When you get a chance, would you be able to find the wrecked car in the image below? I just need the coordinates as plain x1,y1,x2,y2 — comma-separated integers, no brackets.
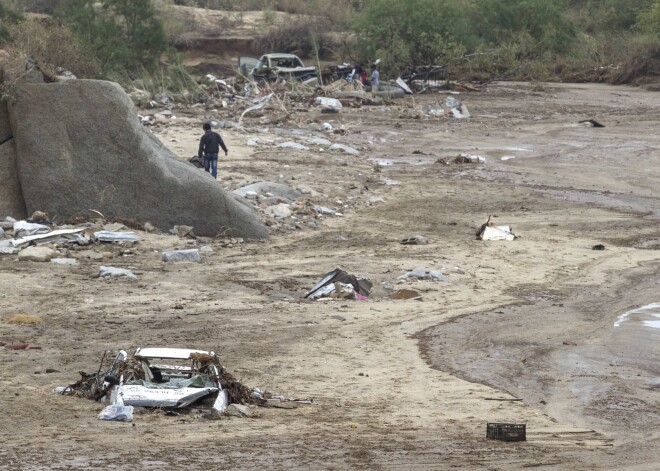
63,348,255,413
239,53,317,82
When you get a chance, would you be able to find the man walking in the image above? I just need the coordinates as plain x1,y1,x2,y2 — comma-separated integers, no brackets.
370,64,380,92
198,122,228,179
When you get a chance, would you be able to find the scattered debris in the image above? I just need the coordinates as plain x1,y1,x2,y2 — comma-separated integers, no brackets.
13,220,50,238
94,231,139,244
11,228,90,248
394,77,413,94
578,119,605,128
400,235,428,245
486,423,526,442
99,266,137,279
305,267,373,300
315,97,343,111
162,249,202,263
479,226,517,241
476,216,518,241
455,154,486,164
397,268,447,283
59,348,263,418
98,404,134,422
51,258,78,266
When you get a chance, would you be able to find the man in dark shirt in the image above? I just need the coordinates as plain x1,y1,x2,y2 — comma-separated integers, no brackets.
198,122,228,179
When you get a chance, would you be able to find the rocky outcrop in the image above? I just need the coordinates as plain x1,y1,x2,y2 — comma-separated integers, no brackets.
0,138,27,219
2,76,266,238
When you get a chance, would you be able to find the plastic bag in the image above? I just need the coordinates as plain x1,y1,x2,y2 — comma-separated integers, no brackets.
98,404,134,422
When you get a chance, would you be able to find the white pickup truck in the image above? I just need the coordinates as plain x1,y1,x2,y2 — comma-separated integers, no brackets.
239,53,317,82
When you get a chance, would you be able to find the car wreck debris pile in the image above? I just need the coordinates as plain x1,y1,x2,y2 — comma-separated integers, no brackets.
61,348,260,416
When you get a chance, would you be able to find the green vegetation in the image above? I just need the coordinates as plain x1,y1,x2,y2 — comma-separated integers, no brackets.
1,0,660,87
56,0,167,77
0,0,23,43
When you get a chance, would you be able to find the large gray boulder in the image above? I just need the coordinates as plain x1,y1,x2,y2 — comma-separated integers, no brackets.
6,80,267,238
0,99,12,143
0,138,27,219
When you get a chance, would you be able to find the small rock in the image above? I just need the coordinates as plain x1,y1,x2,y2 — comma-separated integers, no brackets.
30,210,48,220
99,266,137,279
267,204,292,219
170,225,195,238
51,258,78,266
162,249,201,263
77,250,104,261
199,245,214,254
329,143,359,155
18,246,57,262
400,235,428,245
225,404,252,417
144,222,157,233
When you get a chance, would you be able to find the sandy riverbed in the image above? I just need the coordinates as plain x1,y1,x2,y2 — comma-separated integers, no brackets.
0,82,658,470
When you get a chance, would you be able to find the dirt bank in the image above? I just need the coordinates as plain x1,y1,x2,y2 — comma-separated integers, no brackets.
0,82,658,470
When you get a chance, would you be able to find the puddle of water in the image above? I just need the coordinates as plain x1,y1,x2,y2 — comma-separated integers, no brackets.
613,303,660,328
643,314,660,329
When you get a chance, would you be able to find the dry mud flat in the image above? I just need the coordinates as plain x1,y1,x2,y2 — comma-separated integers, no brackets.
0,82,659,470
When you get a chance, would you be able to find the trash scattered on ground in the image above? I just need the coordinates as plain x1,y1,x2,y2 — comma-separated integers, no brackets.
99,266,138,279
476,216,518,241
455,154,486,164
314,205,338,216
390,289,423,300
397,268,447,283
18,246,58,262
11,228,90,248
51,258,78,266
395,77,413,94
98,404,134,422
13,220,50,237
486,422,527,442
162,249,202,263
480,225,517,241
315,97,343,111
400,235,428,245
578,119,605,128
305,267,373,300
94,231,139,243
592,244,606,250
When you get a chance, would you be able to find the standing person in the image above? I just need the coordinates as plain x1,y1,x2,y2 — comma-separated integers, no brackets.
370,64,380,92
198,122,227,179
